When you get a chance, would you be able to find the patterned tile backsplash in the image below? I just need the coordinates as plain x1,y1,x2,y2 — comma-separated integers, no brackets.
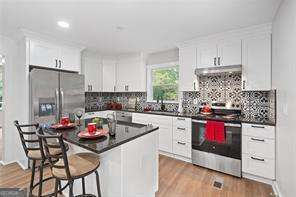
85,72,276,122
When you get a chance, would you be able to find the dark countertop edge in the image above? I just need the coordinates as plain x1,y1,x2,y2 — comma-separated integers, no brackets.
85,109,276,126
63,126,159,154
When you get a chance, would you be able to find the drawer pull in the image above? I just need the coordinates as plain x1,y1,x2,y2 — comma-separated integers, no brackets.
177,127,186,131
177,142,186,145
177,118,185,121
251,125,265,129
251,138,265,142
251,156,265,162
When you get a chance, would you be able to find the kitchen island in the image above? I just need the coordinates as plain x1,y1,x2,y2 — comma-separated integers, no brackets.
51,119,159,197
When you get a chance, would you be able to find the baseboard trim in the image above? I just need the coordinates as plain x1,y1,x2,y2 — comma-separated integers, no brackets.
0,159,27,170
242,172,274,185
272,181,283,197
159,151,192,163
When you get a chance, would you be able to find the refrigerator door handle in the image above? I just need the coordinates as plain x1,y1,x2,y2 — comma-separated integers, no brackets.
55,89,60,122
61,89,64,115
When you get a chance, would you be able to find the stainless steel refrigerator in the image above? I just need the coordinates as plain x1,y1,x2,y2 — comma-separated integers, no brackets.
30,67,85,125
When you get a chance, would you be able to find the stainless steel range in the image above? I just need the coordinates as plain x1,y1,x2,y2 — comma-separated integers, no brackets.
191,102,242,177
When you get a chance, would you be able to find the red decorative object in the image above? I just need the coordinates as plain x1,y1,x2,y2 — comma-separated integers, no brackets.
78,129,109,139
87,123,96,133
60,117,70,125
50,123,76,130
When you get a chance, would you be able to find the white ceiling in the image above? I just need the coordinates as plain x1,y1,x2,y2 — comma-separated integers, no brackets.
0,0,282,56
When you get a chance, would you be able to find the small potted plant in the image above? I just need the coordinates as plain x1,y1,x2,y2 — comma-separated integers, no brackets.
92,117,103,129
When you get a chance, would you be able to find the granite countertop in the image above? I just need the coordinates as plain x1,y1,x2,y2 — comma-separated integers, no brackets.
48,119,159,154
88,108,276,126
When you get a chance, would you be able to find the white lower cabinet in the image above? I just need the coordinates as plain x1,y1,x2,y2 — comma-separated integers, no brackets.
132,113,192,161
242,123,275,180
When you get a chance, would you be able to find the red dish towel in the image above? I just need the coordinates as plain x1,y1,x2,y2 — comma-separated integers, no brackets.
205,121,216,141
214,121,225,143
205,121,225,143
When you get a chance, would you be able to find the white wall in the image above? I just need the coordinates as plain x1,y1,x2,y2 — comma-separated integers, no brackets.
0,35,28,167
272,0,296,196
146,48,179,65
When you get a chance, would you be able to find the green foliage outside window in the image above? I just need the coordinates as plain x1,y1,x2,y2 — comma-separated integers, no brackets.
151,65,179,101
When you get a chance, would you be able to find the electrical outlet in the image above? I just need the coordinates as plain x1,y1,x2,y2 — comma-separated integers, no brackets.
193,98,198,105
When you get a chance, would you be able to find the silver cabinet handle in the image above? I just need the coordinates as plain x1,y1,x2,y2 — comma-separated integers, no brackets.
251,137,265,142
55,59,58,67
177,127,186,131
177,118,185,121
193,82,196,91
214,57,217,66
58,60,62,68
177,142,186,145
218,57,221,65
126,85,129,91
243,80,246,90
251,125,265,129
114,86,116,92
251,156,265,162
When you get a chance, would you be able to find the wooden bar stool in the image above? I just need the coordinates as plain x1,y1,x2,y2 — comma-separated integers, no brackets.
14,120,68,197
36,127,102,197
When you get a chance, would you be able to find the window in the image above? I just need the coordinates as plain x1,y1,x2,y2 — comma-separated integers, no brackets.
147,62,179,102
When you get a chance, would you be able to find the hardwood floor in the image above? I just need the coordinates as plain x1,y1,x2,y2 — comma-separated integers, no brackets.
0,155,274,197
156,155,275,197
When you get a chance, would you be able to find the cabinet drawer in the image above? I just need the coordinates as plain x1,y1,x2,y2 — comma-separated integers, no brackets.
242,123,275,139
173,117,191,129
242,136,275,159
242,153,275,180
173,140,191,158
173,127,191,142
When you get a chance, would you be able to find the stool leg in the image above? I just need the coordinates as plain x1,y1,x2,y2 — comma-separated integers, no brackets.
58,180,62,194
37,160,44,197
81,177,86,195
95,171,101,197
54,178,59,197
69,180,74,197
29,160,36,196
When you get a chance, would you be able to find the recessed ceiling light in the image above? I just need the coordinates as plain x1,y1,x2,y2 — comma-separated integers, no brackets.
116,26,125,31
57,21,70,28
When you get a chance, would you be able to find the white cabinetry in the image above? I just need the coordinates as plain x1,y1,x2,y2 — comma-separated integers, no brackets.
82,54,102,92
242,33,271,91
132,113,173,153
102,59,117,92
116,54,146,92
197,40,241,68
29,39,81,72
172,117,191,159
179,46,198,91
242,123,275,180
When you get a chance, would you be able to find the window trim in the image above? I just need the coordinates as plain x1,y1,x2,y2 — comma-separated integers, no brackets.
146,62,179,103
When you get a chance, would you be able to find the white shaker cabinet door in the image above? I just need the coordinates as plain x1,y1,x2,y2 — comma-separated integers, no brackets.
102,59,116,92
179,46,198,91
198,44,217,68
242,34,271,91
60,46,81,72
29,40,59,68
217,39,242,66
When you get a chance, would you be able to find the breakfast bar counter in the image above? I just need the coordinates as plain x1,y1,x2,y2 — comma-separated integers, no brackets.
50,119,159,197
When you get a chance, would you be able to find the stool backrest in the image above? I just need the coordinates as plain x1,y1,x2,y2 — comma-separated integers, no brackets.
36,127,72,179
14,120,40,158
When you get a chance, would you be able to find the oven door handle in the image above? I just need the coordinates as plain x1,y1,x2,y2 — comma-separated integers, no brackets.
192,119,241,127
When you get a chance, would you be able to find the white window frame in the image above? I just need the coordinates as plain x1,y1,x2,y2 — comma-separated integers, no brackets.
146,62,179,103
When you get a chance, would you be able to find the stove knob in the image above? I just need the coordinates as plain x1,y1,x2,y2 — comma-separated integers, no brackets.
232,104,235,108
212,146,216,149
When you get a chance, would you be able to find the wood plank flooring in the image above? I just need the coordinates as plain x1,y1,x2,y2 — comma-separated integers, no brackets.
0,155,275,197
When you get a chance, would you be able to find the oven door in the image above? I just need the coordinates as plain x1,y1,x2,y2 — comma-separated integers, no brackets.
192,119,241,160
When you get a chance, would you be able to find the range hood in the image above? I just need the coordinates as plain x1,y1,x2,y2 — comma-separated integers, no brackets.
195,65,242,76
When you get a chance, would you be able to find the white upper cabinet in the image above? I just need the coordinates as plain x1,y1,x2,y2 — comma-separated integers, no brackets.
82,54,102,92
217,39,242,66
29,39,82,72
179,46,198,91
116,54,146,92
102,59,117,92
29,40,60,68
59,46,81,72
198,44,217,68
242,33,271,91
